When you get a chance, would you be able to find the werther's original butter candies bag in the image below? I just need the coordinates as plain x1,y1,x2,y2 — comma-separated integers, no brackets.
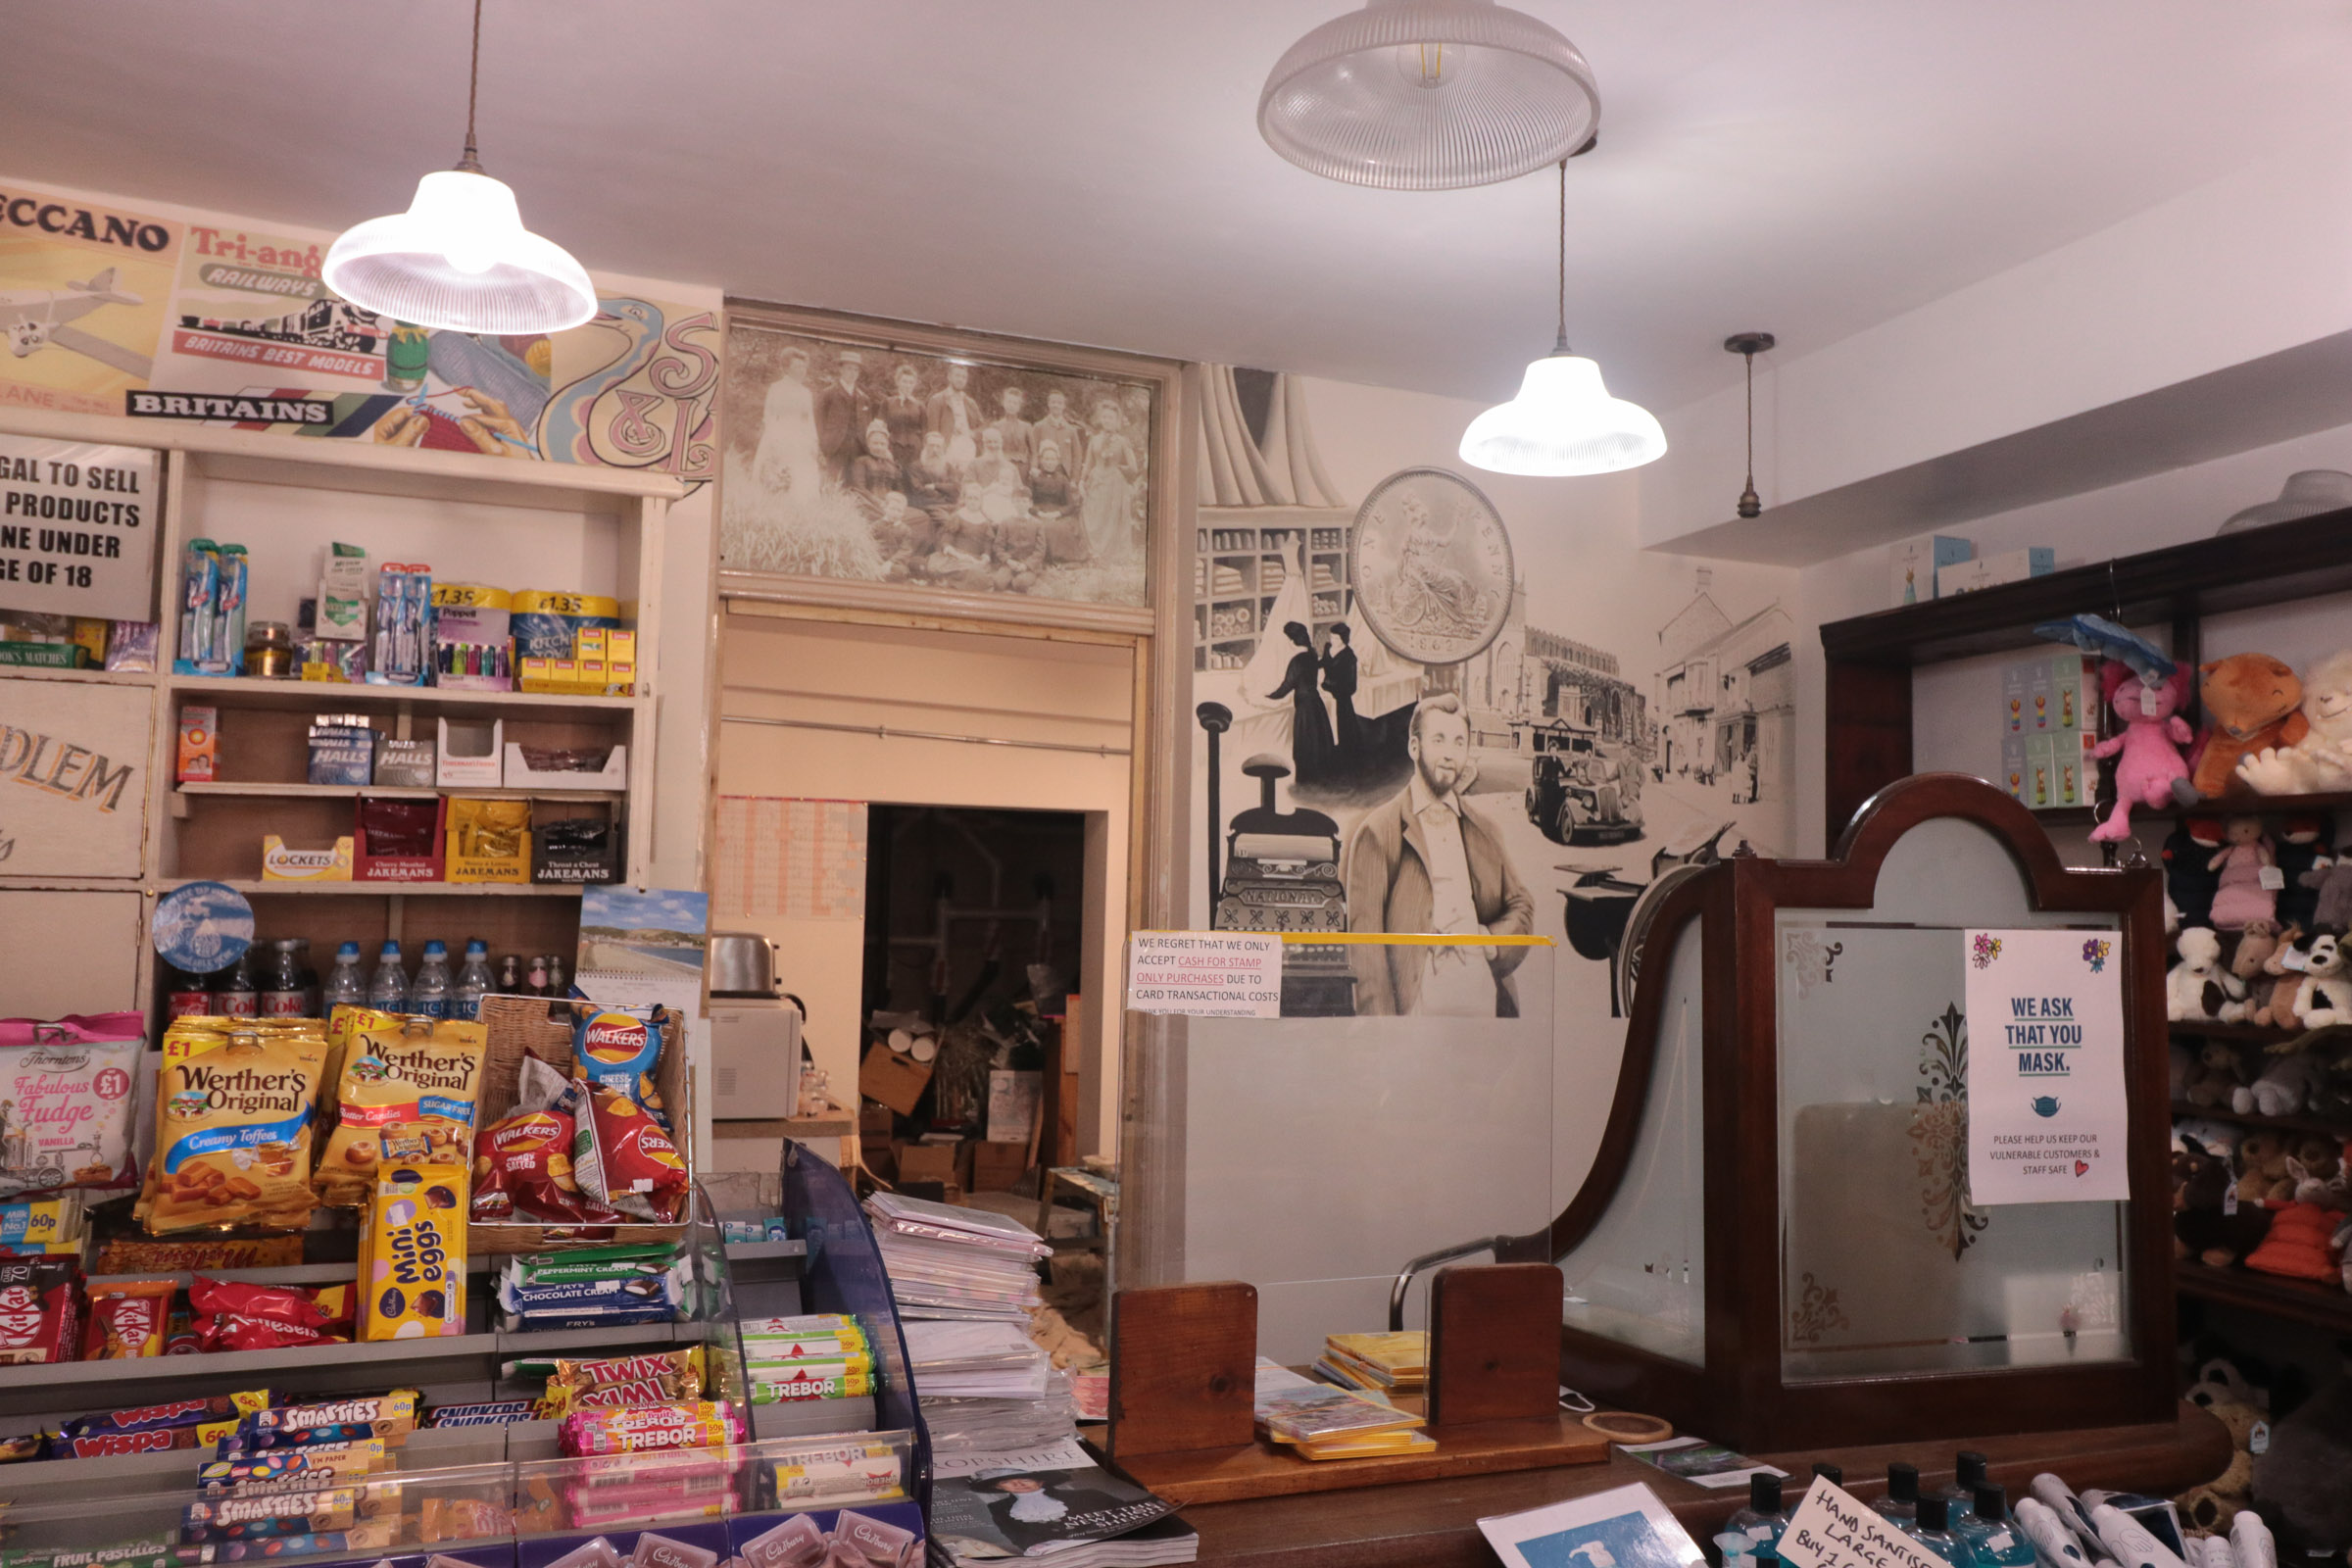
149,1025,327,1235
317,1016,486,1205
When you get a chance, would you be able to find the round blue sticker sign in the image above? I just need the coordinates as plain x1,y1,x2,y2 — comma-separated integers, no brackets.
152,880,255,975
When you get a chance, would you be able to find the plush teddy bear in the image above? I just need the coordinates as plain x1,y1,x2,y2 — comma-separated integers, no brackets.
2302,853,2352,935
2090,663,2195,842
2289,1135,2352,1208
2179,1357,2271,1537
2278,817,2331,930
2186,1039,2248,1106
2236,650,2352,794
2237,1049,2326,1118
2186,653,2306,801
2256,926,2313,1028
2211,816,2280,930
2173,928,2251,1025
2250,1344,2352,1560
2293,931,2352,1028
2231,921,2286,1022
2236,1130,2296,1203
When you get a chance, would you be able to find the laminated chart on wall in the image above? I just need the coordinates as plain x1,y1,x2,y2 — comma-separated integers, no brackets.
715,796,868,920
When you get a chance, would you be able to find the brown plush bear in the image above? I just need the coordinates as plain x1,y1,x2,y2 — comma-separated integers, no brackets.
2178,1358,2268,1537
2185,1039,2247,1108
2188,654,2307,800
2237,1131,2295,1203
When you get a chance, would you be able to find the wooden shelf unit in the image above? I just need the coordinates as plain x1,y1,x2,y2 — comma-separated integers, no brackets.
1817,505,2352,842
0,403,684,1020
1817,508,2352,1338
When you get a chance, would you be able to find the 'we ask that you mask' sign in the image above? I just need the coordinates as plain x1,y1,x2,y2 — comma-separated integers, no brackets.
1962,927,2130,1205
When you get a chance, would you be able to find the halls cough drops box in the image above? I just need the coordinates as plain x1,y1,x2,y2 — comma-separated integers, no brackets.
149,1024,328,1235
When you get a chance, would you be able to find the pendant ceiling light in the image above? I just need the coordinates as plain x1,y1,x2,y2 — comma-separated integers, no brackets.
1725,332,1775,518
1259,0,1600,189
323,0,594,335
1459,161,1665,477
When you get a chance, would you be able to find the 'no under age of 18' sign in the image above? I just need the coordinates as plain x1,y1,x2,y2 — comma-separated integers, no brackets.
1963,926,2131,1205
0,434,159,621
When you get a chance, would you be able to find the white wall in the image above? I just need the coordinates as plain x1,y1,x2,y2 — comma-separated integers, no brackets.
713,611,1135,1155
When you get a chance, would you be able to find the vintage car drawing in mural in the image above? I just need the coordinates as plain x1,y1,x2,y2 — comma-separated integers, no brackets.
1519,713,1643,846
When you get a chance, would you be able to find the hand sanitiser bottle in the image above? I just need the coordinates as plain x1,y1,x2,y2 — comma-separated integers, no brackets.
1727,1473,1790,1553
1877,1462,1922,1525
1959,1485,2037,1568
1940,1451,1991,1511
1907,1495,1969,1567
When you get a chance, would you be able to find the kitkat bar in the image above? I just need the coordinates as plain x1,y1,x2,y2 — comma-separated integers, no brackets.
0,1256,80,1365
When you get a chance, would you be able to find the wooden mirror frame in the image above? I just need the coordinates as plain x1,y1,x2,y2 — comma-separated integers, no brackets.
1525,773,2174,1450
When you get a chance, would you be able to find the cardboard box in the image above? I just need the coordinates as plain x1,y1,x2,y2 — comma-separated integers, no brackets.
503,742,626,792
2055,745,2082,808
858,1100,896,1137
372,737,436,788
531,816,621,884
1999,736,2028,803
445,798,529,884
2024,736,2055,810
1978,546,2056,588
2049,653,2094,735
434,716,503,787
175,705,218,783
1890,535,1973,606
262,834,353,882
971,1140,1031,1193
895,1142,958,1185
353,795,447,882
859,1042,934,1117
307,715,375,786
1937,558,1990,597
2002,664,2029,736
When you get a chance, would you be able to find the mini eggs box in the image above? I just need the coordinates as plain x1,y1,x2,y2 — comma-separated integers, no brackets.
359,1160,467,1340
471,997,693,1256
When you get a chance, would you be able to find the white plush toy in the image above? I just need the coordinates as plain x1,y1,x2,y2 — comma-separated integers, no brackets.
2237,650,2352,793
2168,927,2248,1022
2292,930,2352,1028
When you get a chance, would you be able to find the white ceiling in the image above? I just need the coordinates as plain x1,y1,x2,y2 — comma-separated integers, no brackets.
8,2,2352,410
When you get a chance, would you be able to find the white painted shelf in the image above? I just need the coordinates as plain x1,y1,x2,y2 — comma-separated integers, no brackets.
176,781,624,802
163,672,645,711
208,879,586,898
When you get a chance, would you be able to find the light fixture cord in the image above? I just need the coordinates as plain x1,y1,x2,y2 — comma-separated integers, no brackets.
458,0,485,172
1553,158,1570,355
1744,350,1755,488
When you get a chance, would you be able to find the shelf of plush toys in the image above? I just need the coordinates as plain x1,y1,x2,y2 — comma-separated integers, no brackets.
2175,1258,2352,1333
2042,789,2352,829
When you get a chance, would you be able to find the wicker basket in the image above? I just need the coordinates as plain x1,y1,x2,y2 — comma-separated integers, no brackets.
469,995,694,1255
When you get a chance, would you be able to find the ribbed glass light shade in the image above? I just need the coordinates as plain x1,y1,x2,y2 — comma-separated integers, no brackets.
1459,352,1666,476
1259,0,1600,190
324,170,596,335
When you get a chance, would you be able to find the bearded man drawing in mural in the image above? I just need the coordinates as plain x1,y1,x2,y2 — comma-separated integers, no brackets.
1344,693,1534,1017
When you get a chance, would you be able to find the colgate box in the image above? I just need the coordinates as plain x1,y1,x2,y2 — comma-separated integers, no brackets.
354,795,448,883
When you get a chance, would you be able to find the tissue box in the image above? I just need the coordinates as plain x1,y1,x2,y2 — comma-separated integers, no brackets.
435,716,502,787
503,742,626,792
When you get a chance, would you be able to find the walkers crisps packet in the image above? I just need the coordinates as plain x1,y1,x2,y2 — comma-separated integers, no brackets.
147,1024,327,1234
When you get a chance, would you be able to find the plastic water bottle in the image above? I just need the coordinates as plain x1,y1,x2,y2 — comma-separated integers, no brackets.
411,940,452,1019
367,940,410,1010
323,942,367,1012
454,939,493,1021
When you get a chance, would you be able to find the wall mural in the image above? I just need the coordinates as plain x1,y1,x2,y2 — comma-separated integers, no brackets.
0,176,718,482
1190,366,1795,1026
718,314,1154,607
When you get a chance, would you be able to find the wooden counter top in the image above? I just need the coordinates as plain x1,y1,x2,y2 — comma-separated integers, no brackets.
1182,1401,2230,1568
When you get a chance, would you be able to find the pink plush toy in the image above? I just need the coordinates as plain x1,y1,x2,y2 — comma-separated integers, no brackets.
2088,662,2193,843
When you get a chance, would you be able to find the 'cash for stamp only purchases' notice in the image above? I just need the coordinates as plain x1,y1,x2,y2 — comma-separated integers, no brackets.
1126,932,1283,1018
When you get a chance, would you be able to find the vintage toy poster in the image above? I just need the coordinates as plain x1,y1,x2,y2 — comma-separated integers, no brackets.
0,179,182,416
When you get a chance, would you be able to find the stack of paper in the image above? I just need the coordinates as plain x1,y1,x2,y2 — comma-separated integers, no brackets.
1255,1358,1431,1462
863,1192,1049,1323
903,1319,1053,1399
1315,1330,1426,1396
921,1368,1082,1468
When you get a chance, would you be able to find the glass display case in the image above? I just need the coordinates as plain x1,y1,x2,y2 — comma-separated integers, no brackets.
1527,775,2173,1449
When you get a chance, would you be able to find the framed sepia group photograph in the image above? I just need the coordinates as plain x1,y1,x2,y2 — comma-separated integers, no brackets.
719,300,1177,614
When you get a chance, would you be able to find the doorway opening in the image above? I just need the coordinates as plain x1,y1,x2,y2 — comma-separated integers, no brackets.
858,805,1088,1192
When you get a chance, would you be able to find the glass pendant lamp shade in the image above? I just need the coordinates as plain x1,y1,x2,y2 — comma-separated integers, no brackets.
1259,0,1601,189
1459,351,1667,476
324,169,595,335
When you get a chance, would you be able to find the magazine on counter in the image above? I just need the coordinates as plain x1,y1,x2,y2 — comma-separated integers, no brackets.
1616,1435,1787,1490
929,1439,1181,1560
